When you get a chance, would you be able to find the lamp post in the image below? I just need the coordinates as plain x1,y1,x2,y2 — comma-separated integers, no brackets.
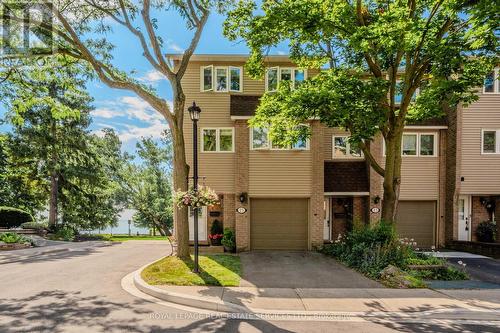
188,101,201,273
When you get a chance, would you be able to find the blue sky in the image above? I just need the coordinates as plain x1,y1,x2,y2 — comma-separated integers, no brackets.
1,6,286,154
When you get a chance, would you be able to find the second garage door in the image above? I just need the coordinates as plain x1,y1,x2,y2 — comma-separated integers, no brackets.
395,201,436,248
251,198,308,250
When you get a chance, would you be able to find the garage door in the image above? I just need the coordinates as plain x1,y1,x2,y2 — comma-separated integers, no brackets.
396,201,435,248
251,198,308,250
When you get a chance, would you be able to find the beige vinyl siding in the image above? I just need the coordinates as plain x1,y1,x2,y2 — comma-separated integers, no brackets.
181,61,318,194
249,150,312,196
323,126,352,160
460,93,500,194
182,62,239,193
380,130,440,200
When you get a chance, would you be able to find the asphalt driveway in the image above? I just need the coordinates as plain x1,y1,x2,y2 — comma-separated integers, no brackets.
239,251,383,288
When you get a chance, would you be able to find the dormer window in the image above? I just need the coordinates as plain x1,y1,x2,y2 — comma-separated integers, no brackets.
201,66,243,93
265,67,307,92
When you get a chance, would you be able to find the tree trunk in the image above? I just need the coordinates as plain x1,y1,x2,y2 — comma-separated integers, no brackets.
381,131,403,223
48,171,58,225
171,93,190,259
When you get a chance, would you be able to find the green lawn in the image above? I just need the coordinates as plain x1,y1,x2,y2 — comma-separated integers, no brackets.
141,255,241,286
100,234,170,241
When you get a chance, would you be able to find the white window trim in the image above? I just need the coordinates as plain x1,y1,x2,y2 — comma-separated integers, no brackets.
483,68,500,94
250,126,310,151
382,132,438,157
229,66,243,93
265,67,308,92
214,66,228,93
200,65,214,92
201,127,234,153
265,67,279,92
332,135,364,159
394,80,420,105
481,129,500,154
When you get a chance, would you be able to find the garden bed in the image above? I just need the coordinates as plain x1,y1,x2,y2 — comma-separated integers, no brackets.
141,254,241,286
320,223,468,288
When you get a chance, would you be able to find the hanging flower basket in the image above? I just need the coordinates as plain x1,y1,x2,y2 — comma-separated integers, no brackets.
173,186,219,208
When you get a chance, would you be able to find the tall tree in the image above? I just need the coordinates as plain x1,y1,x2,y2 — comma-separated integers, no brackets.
1,0,232,258
1,57,121,229
225,0,498,221
124,132,173,236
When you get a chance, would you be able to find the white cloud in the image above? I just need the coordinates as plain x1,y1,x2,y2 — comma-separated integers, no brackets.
167,41,183,53
91,96,172,143
139,70,165,84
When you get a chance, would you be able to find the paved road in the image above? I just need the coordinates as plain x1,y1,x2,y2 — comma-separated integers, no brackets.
0,241,498,333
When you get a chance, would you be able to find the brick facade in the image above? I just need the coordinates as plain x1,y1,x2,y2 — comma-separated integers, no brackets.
445,104,461,243
234,120,250,251
222,194,236,231
310,120,324,249
471,196,490,242
438,129,447,246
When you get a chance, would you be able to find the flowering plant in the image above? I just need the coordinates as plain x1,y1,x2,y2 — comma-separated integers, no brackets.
208,234,223,240
173,186,219,208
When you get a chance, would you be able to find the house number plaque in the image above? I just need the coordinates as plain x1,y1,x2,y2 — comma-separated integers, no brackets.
370,207,381,213
236,207,247,214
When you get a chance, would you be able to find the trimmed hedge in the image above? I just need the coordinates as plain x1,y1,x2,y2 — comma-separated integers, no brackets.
0,206,34,229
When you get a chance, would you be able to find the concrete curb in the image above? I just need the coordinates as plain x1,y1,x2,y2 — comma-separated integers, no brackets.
132,261,500,318
133,260,249,313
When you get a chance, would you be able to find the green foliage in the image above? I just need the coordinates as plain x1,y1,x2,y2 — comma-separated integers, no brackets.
20,221,49,231
221,228,236,251
0,232,32,245
409,267,468,281
476,221,497,243
49,224,77,242
405,256,444,266
122,132,173,236
0,206,34,229
210,220,223,235
320,222,415,278
0,58,123,231
225,0,498,219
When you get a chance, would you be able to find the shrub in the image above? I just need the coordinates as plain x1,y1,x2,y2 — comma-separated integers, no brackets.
0,232,32,245
476,221,496,243
210,219,223,235
74,233,112,242
0,207,34,229
320,222,415,278
221,228,235,251
21,221,49,231
50,225,76,241
409,267,468,281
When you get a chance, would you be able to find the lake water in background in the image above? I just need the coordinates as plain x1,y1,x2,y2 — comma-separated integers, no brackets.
91,209,150,235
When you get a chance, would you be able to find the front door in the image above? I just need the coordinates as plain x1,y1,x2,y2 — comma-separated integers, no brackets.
458,196,471,241
324,198,331,241
189,207,207,241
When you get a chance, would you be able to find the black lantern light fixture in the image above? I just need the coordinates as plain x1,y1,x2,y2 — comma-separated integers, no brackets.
188,102,201,273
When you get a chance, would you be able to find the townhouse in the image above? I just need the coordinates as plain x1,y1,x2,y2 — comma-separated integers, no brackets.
171,54,500,251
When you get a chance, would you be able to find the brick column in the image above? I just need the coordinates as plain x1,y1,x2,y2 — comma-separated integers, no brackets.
234,120,250,251
369,134,383,223
222,194,236,232
310,121,324,249
438,130,447,247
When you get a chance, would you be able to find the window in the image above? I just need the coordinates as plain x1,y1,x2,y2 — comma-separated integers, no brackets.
266,67,307,91
202,65,213,91
215,67,227,92
229,67,242,92
420,134,435,156
202,128,234,152
251,126,309,150
395,80,419,104
332,136,362,158
483,68,499,94
201,66,242,93
482,129,500,154
251,127,270,149
266,67,279,92
402,134,417,156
